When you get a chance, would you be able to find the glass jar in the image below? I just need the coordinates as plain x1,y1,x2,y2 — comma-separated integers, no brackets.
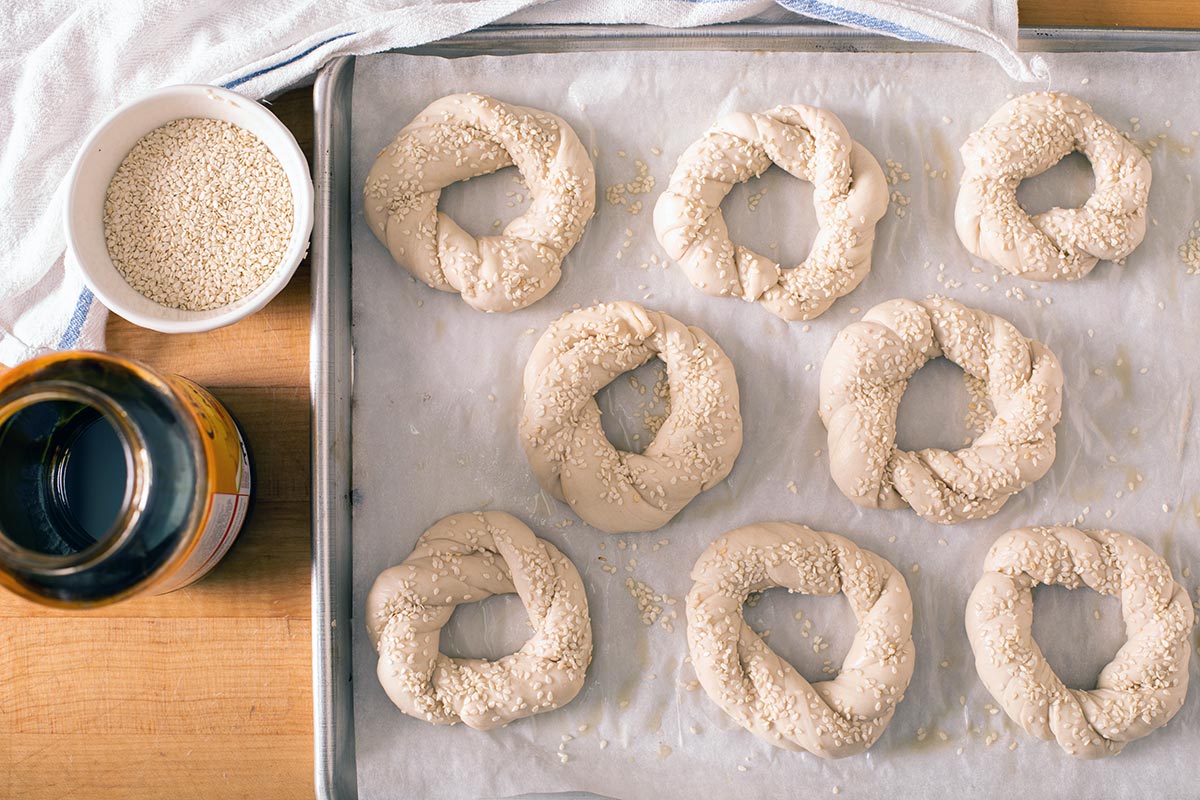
0,351,252,607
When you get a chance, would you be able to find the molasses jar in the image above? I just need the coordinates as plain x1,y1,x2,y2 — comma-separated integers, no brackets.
0,351,252,607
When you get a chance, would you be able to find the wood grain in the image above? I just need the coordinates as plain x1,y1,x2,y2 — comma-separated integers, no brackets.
105,266,312,389
2,618,310,735
1020,1,1200,28
1,735,313,800
2,4,1197,798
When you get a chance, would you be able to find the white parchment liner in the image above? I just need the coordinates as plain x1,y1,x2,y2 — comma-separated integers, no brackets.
348,48,1200,799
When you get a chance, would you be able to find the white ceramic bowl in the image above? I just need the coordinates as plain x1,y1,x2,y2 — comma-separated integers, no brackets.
63,84,314,334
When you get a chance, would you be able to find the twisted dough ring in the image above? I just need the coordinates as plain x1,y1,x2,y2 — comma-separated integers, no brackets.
966,526,1193,758
520,301,742,534
365,511,592,729
653,104,888,321
956,91,1151,281
819,297,1063,524
686,523,915,758
364,93,595,312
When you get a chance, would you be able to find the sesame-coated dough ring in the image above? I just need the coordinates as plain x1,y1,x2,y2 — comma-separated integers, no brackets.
956,91,1151,281
365,511,592,729
653,104,888,322
686,523,915,758
363,93,596,312
819,296,1063,525
520,301,743,534
966,526,1193,758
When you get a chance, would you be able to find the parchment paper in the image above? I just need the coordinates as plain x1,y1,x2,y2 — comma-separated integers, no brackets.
348,48,1200,799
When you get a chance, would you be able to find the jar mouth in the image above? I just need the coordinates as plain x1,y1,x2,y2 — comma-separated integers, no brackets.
0,383,151,574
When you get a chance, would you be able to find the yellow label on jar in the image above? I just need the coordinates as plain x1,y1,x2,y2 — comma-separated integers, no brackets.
170,377,249,495
154,377,252,593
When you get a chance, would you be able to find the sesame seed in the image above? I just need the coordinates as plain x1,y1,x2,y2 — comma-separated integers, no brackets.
966,525,1192,758
104,118,293,310
651,104,887,321
520,301,741,532
686,522,914,757
819,296,1061,524
364,93,595,312
365,511,591,730
956,92,1150,281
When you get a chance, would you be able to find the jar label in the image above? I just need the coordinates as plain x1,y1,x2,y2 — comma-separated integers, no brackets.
155,379,253,593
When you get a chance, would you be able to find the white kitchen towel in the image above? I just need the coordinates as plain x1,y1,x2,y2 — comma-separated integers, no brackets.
0,0,1039,366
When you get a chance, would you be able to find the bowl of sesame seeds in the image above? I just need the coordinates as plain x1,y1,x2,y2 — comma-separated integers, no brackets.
63,84,313,333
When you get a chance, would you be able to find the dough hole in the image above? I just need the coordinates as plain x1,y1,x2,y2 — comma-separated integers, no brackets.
1031,583,1124,690
440,592,530,661
1014,151,1094,218
723,167,818,269
595,359,670,456
743,588,855,684
437,166,530,239
893,358,980,452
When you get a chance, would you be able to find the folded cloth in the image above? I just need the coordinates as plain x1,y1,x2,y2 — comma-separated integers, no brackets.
0,0,1039,366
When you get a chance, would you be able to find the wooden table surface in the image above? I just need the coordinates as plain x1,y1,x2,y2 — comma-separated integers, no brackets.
1,3,1196,798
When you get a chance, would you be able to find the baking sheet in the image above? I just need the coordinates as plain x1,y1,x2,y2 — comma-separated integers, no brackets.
348,48,1200,799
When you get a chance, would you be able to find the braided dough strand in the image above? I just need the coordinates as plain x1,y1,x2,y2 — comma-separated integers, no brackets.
956,91,1151,281
686,523,915,758
366,511,592,729
966,526,1193,758
521,301,743,533
364,93,595,311
654,105,888,321
819,296,1063,524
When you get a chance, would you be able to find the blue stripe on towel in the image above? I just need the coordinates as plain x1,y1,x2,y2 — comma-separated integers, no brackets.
57,286,94,350
223,30,357,89
777,0,935,42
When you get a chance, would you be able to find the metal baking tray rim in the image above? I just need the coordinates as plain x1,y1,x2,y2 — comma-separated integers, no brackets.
310,22,1200,800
